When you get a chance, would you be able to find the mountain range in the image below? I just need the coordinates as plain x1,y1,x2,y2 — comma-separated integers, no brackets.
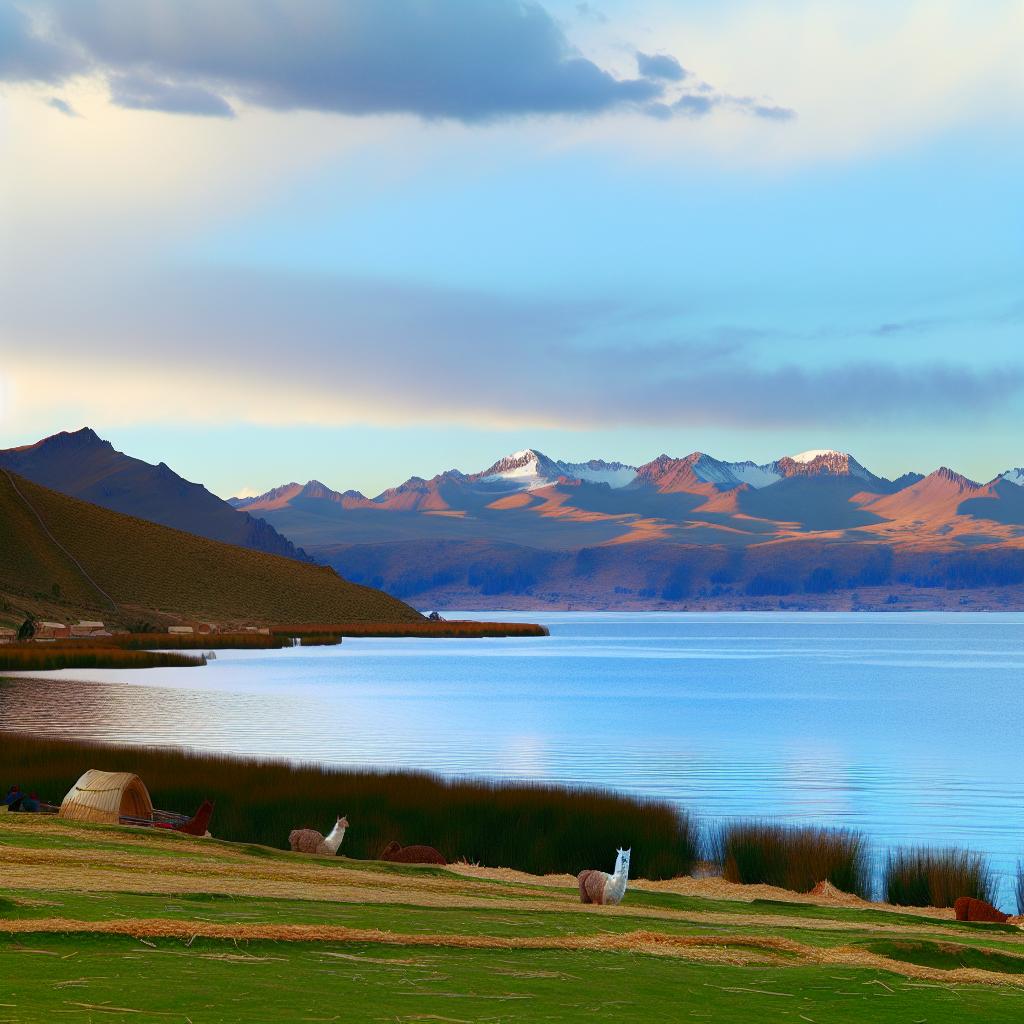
7,430,1024,611
228,446,1024,610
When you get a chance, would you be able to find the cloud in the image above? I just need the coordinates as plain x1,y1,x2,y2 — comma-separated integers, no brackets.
575,3,607,24
44,95,79,116
3,265,1015,433
0,1,793,126
109,72,235,117
636,51,687,81
0,2,81,83
1,0,668,122
673,90,795,121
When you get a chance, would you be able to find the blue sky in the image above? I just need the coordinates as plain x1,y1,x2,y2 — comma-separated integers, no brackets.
1,1,1022,497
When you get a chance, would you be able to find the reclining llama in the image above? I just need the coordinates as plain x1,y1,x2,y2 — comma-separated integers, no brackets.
380,840,446,865
578,847,630,905
289,815,349,856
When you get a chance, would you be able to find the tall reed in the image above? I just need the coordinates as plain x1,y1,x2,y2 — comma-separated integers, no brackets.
0,648,204,671
1015,860,1023,916
884,847,995,908
713,821,872,899
0,733,695,880
117,633,293,650
270,622,549,638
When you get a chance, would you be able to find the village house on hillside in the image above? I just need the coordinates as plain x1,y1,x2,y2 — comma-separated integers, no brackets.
35,621,70,639
0,627,15,645
70,620,108,637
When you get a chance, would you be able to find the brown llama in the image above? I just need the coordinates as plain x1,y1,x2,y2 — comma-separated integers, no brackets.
954,896,1010,923
173,799,215,837
379,840,446,865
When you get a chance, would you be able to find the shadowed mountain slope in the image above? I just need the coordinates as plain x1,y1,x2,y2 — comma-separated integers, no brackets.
0,429,310,562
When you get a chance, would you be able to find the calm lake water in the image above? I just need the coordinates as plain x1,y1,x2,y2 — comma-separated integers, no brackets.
3,612,1022,901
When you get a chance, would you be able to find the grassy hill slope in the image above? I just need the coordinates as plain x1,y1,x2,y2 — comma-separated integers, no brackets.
1,815,1022,1022
0,470,419,626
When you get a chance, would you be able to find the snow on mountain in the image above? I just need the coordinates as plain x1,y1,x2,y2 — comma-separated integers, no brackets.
477,449,564,488
689,454,781,490
777,450,875,481
1000,468,1024,486
558,459,637,488
477,449,637,490
728,461,784,488
790,449,843,464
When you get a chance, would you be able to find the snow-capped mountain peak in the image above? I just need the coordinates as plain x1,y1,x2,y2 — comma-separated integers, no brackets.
1000,468,1024,487
478,449,563,487
476,449,637,489
777,450,874,481
790,448,843,463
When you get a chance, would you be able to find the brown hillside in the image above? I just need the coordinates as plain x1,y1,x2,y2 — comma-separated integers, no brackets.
0,471,420,626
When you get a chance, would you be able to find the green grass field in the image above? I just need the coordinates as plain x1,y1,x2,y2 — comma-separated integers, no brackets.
1,815,1022,1022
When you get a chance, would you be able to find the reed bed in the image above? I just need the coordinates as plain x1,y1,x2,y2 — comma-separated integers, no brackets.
114,633,293,651
712,821,872,899
0,734,694,880
883,846,995,908
271,621,549,638
1016,861,1024,916
0,647,205,671
296,635,342,646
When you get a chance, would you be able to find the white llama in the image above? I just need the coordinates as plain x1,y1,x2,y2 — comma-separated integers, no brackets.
578,847,631,905
289,815,349,856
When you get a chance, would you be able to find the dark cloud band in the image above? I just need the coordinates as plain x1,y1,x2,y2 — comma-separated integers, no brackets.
1,0,791,124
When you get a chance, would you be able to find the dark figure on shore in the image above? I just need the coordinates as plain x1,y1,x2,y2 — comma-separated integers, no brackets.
380,841,447,865
3,786,23,811
20,793,40,813
954,896,1010,923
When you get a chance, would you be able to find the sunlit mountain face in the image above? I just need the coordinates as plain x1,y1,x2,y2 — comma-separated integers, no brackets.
224,444,1024,610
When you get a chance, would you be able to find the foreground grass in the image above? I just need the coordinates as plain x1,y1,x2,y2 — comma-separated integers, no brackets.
1,816,1023,1022
4,934,1023,1024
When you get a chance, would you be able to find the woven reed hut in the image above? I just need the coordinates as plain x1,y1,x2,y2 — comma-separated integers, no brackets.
59,770,153,824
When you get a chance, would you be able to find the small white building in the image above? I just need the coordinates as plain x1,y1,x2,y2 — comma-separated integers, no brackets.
35,621,70,639
168,625,194,635
70,620,106,637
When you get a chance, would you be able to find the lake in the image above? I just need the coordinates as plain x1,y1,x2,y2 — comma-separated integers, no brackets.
3,612,1022,902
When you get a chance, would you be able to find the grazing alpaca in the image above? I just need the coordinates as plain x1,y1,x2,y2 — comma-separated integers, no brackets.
578,847,631,905
954,896,1010,923
380,840,447,865
173,799,215,837
289,815,349,856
